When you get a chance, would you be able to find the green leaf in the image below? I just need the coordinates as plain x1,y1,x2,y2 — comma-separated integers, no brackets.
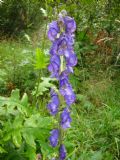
32,77,57,96
12,131,22,148
0,89,29,116
0,146,7,153
23,130,36,149
11,89,20,101
34,48,49,70
24,113,53,129
40,141,53,157
25,145,36,160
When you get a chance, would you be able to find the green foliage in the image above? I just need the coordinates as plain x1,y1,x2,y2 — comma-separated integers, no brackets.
0,0,45,35
33,48,49,70
0,41,36,95
32,77,57,97
0,89,54,159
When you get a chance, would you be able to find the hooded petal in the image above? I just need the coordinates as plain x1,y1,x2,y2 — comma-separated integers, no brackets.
59,144,67,160
60,108,72,129
49,129,59,147
64,16,76,33
48,21,60,41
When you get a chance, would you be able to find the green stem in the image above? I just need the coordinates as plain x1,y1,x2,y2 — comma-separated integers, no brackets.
58,56,64,159
60,56,64,73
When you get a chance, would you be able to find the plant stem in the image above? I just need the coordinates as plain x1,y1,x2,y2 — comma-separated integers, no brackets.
58,56,64,159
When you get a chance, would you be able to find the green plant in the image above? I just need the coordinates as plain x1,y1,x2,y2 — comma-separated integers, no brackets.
0,89,55,160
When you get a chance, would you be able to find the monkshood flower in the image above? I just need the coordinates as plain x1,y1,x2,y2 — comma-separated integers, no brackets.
49,129,59,147
47,89,59,116
64,16,76,33
59,70,69,86
62,85,76,106
59,73,76,106
60,107,72,129
48,21,60,42
47,10,77,159
49,33,74,56
65,52,77,67
59,144,67,160
48,55,60,78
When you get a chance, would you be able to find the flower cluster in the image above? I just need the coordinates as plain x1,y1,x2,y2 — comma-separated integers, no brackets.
47,10,77,160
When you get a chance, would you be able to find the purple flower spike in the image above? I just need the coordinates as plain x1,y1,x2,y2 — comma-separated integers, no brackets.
60,108,72,129
59,144,67,160
49,129,59,147
47,10,77,158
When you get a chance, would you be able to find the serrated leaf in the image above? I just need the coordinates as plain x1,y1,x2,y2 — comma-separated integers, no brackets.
13,115,23,128
32,77,57,96
34,48,49,70
0,89,29,116
2,121,12,142
11,116,23,147
24,113,53,129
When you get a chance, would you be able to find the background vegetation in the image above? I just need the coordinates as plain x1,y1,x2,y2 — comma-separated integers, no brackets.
0,0,120,159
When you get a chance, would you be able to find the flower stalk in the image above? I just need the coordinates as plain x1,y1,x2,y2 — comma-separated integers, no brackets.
47,10,77,160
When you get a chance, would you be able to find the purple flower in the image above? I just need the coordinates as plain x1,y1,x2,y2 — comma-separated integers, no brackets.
59,71,76,105
48,21,60,42
64,16,76,33
47,90,59,115
66,65,73,73
65,33,75,46
49,40,58,55
58,37,68,56
50,88,57,96
48,55,60,78
66,53,77,67
60,83,76,106
49,129,59,147
60,108,72,129
57,34,74,56
59,71,69,87
59,144,67,160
